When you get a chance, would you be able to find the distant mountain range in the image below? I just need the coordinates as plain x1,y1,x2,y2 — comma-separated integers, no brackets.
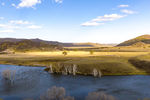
1,34,150,52
0,38,60,45
117,34,150,46
62,43,117,47
0,38,116,48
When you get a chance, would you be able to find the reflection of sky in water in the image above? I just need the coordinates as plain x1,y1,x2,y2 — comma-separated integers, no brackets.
0,64,150,100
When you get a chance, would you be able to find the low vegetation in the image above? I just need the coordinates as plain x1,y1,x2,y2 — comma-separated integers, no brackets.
62,51,68,56
90,50,94,55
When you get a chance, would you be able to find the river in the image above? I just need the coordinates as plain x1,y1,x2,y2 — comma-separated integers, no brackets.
0,64,150,100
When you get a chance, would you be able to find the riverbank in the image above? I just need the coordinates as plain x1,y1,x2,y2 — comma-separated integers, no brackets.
0,51,150,76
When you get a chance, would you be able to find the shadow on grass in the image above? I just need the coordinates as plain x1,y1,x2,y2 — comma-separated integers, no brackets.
129,58,150,73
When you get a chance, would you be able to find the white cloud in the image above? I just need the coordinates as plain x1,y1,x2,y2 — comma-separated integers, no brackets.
14,0,62,8
81,14,125,27
118,5,129,8
0,19,42,33
81,22,104,27
55,0,63,3
0,24,6,28
0,24,8,28
121,9,137,14
0,24,19,29
10,20,31,25
0,17,4,20
92,14,125,22
27,25,42,29
11,3,16,7
1,2,5,6
17,0,41,8
0,30,14,33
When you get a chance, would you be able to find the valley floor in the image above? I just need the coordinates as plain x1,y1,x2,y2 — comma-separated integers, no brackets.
0,51,150,76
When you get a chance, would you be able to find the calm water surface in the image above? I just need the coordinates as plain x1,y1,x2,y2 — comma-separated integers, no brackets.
0,64,150,100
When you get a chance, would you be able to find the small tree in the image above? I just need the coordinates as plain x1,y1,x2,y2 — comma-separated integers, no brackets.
62,51,68,56
90,50,94,55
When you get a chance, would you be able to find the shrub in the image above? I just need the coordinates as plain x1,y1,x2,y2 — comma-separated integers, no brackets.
62,51,68,56
90,50,94,55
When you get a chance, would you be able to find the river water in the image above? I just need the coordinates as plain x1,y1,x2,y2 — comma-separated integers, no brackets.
0,64,150,100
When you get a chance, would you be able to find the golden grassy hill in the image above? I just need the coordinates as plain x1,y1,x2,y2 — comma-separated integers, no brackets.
117,34,150,46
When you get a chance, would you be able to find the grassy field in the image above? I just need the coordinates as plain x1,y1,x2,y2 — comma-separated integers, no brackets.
64,46,150,52
0,50,150,76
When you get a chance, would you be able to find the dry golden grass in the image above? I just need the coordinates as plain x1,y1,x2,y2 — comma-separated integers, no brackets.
19,51,149,57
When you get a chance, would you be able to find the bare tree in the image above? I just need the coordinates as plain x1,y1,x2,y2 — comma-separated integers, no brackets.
92,68,102,77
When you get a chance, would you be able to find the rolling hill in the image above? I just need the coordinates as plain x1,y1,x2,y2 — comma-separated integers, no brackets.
0,38,114,51
117,34,150,46
61,42,105,47
0,39,63,52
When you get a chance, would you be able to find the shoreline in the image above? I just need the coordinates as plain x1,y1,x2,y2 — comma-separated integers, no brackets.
0,51,150,77
0,63,149,76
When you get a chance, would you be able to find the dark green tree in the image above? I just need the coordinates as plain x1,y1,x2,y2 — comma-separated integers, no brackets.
62,51,68,56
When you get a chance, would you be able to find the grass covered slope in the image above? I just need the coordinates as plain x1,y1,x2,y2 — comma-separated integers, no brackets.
0,51,149,76
0,40,63,52
117,34,150,46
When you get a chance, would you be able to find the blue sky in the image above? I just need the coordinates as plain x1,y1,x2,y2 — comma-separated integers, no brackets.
0,0,150,43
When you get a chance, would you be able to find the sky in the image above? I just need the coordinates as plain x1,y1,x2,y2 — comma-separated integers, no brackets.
0,0,150,43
